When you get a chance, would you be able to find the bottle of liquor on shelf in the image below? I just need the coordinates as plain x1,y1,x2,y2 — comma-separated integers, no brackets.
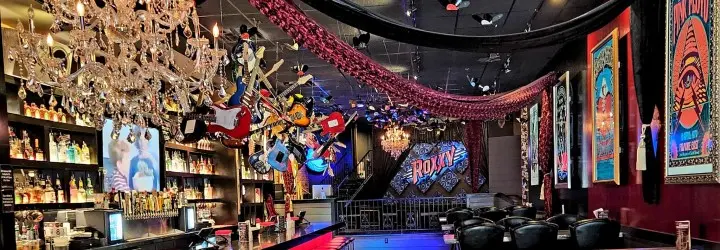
44,175,56,203
49,133,58,162
22,131,35,161
14,182,22,204
21,177,31,204
57,135,68,163
10,127,23,160
41,104,50,120
198,157,206,174
33,175,43,203
86,175,94,202
56,174,65,203
81,142,90,164
23,101,32,117
74,142,82,164
66,141,77,164
60,109,67,123
69,175,77,203
77,177,86,203
31,103,39,119
34,139,44,161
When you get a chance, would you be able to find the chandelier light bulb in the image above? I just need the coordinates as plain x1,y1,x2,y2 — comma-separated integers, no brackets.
76,2,85,17
46,34,54,47
212,23,220,38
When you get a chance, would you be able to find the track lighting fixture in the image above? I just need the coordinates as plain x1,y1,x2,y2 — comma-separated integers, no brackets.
472,13,503,26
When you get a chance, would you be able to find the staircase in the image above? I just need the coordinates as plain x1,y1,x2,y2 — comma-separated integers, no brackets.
334,150,373,200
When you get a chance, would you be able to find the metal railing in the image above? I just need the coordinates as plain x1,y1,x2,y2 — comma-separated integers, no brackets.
335,197,467,234
334,150,373,197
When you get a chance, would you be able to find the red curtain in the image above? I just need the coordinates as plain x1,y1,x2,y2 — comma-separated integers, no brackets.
539,88,553,216
464,121,487,192
248,0,557,120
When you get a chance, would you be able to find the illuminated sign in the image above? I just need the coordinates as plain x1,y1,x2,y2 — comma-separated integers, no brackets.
402,141,468,186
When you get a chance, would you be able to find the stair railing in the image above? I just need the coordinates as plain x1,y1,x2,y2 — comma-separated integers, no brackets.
335,150,373,198
343,151,374,207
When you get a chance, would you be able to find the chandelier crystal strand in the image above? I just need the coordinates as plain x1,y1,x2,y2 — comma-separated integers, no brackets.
9,0,227,132
381,124,411,159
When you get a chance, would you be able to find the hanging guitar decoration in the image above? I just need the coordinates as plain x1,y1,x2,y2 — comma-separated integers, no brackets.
304,112,358,175
266,138,290,172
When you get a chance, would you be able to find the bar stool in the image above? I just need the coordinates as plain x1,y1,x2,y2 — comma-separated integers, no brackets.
511,221,559,250
569,218,621,250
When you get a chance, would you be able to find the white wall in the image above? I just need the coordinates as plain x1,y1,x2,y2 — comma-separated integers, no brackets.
488,135,522,195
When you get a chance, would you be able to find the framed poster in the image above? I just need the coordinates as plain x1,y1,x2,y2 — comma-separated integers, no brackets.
529,103,540,186
665,0,718,184
591,29,620,185
554,71,572,189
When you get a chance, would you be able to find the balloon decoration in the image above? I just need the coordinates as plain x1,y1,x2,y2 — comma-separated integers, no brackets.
247,0,557,121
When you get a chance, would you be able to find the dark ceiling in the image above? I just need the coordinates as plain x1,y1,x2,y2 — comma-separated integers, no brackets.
195,0,602,112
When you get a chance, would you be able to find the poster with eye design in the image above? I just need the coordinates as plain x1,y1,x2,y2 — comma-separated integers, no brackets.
529,103,539,186
554,72,571,189
591,29,620,185
666,0,719,184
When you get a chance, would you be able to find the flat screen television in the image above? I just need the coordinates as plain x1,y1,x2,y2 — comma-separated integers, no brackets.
102,119,161,192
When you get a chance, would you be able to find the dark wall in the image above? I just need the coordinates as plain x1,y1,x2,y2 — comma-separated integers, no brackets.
585,8,720,241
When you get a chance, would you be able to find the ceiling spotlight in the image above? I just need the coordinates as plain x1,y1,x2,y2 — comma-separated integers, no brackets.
406,10,411,16
472,13,504,26
352,33,371,48
439,0,470,11
413,75,418,80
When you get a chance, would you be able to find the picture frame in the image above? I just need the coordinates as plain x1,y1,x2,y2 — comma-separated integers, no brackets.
554,71,572,189
665,0,719,184
591,28,620,185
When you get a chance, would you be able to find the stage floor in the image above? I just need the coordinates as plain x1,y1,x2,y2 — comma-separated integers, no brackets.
352,233,447,250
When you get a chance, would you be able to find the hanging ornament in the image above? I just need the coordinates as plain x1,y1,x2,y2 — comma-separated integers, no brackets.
127,130,136,143
145,129,152,140
18,82,27,100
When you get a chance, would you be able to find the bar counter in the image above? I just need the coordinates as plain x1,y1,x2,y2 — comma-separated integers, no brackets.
89,225,236,250
240,221,345,250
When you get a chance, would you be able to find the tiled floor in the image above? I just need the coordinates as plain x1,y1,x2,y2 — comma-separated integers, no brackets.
351,233,447,249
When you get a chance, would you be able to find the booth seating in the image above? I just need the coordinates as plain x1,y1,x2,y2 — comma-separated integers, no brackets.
569,218,621,250
454,217,495,235
510,221,559,250
546,214,582,230
457,223,505,250
505,206,537,219
496,216,532,231
314,236,355,250
477,208,508,222
446,210,474,225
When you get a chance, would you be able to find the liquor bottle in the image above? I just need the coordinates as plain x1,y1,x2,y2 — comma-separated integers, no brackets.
73,142,82,164
10,127,22,159
23,101,32,117
22,131,34,160
44,175,56,203
56,174,65,203
30,103,39,119
60,110,67,123
21,179,30,204
81,142,90,164
69,175,77,203
48,108,57,122
41,104,50,120
14,182,21,204
66,141,76,163
77,177,86,203
58,135,68,163
34,139,44,161
49,133,58,162
33,175,43,203
86,174,94,202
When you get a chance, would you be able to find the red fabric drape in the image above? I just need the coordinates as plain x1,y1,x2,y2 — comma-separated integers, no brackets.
539,88,553,216
464,121,486,192
248,0,557,120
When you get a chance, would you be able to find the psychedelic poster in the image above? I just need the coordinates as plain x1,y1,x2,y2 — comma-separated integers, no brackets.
529,103,540,186
666,0,718,184
554,72,571,189
591,29,620,184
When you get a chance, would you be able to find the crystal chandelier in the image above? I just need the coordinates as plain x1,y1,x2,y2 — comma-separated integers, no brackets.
381,124,410,159
8,0,227,134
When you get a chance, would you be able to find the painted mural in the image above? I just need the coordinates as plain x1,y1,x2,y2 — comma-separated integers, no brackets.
591,28,620,184
529,103,540,186
666,0,717,184
554,72,571,188
388,141,477,198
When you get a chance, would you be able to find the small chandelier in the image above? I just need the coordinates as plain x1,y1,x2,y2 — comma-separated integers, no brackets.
381,124,410,159
9,0,227,134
